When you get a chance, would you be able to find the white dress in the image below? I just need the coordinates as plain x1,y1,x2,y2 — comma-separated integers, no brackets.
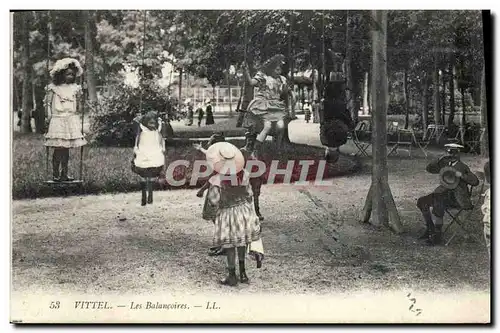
133,122,164,169
44,83,87,148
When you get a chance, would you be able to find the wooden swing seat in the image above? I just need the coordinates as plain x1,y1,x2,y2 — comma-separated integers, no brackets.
44,179,83,185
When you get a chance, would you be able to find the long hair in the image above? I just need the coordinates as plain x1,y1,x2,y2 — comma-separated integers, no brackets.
52,64,78,86
260,54,285,76
139,111,159,130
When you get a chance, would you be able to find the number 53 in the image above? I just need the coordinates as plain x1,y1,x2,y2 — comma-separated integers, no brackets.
50,301,60,309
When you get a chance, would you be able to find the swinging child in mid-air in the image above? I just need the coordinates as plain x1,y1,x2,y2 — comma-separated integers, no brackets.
131,111,166,206
43,58,87,182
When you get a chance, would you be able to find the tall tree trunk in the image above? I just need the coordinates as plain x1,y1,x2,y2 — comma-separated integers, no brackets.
363,72,369,115
460,86,467,144
20,11,32,133
213,85,216,112
480,64,488,157
422,76,429,131
178,68,183,108
403,69,410,129
448,62,456,129
84,10,98,106
312,69,320,123
320,11,326,107
227,68,232,117
433,58,441,125
288,13,296,120
345,11,357,125
441,68,446,125
361,10,402,233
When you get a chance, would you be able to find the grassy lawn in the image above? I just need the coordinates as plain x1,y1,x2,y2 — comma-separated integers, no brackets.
12,132,360,200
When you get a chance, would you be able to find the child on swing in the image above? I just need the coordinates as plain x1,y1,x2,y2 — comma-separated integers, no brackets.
43,58,87,181
241,54,290,158
131,111,166,206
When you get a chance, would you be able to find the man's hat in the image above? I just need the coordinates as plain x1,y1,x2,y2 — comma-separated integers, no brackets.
444,143,464,152
439,166,460,190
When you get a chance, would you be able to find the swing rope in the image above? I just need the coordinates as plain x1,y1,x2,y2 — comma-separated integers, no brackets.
236,11,248,114
138,10,147,115
45,10,51,177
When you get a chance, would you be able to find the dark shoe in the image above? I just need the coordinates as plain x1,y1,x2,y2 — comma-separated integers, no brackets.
220,268,238,286
325,148,340,164
208,246,225,256
239,261,249,284
147,195,153,204
426,231,443,246
60,175,74,182
418,229,431,240
258,214,264,221
255,253,263,268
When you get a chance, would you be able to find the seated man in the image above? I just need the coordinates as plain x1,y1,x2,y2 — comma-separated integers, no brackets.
416,143,479,245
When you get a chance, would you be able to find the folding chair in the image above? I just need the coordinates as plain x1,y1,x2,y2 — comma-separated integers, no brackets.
443,176,485,246
387,128,414,157
428,124,446,143
413,126,435,157
465,128,486,155
352,128,372,157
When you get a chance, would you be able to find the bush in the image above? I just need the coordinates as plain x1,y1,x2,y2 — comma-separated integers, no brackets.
91,80,183,147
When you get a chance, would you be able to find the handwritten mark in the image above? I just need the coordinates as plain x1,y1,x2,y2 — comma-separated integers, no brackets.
406,292,423,316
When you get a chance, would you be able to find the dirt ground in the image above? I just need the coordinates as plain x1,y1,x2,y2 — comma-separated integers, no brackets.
11,156,490,295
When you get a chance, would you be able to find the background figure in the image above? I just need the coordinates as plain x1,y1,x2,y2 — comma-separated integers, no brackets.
131,111,166,206
416,144,479,245
43,58,87,182
205,99,215,125
240,131,265,221
304,100,312,123
184,99,194,126
481,160,490,259
196,104,204,127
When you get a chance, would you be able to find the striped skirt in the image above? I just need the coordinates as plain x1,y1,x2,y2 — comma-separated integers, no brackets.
213,200,261,248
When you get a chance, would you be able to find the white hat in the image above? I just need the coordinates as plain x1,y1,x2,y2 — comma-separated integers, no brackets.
49,58,83,78
205,142,245,175
205,98,211,104
444,143,464,151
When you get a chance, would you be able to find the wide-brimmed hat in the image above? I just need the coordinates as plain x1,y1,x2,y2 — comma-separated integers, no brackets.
439,166,460,190
205,142,245,175
49,58,84,78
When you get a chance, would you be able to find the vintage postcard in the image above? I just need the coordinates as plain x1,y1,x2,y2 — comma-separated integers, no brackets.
10,9,491,324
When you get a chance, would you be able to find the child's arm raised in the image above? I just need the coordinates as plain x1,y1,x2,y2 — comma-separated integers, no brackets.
197,181,210,197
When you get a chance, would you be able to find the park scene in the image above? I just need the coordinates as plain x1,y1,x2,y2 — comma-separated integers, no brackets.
11,10,490,323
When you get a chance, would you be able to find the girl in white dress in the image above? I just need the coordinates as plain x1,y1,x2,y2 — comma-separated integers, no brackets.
43,58,86,181
131,111,166,205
